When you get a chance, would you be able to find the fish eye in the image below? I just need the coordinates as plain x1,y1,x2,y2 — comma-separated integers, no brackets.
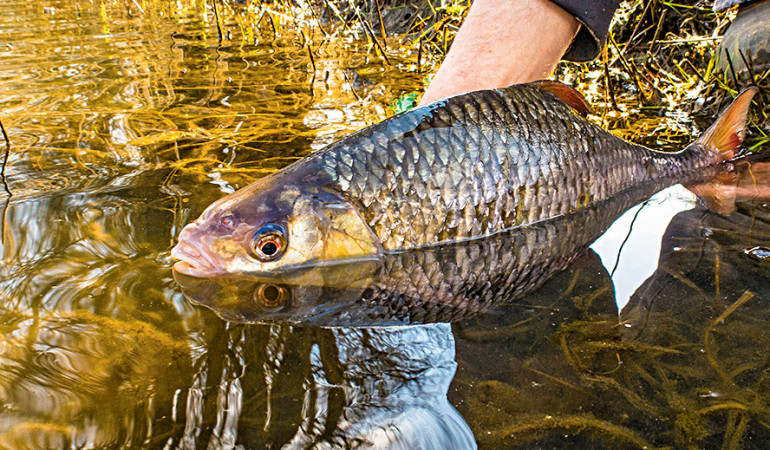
251,224,287,262
254,283,290,309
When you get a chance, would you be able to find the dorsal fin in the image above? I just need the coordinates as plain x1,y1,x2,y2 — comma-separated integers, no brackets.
531,80,593,117
693,87,757,161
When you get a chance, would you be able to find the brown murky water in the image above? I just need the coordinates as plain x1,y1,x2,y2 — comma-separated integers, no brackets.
2,1,770,449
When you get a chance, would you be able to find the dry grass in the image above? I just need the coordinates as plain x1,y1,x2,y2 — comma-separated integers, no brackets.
237,0,768,150
561,1,769,151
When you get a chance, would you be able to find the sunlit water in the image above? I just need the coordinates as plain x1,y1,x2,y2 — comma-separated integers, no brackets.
1,1,770,449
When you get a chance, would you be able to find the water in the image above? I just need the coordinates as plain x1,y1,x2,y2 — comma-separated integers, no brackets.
1,1,770,448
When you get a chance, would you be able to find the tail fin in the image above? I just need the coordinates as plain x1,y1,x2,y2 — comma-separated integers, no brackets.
693,87,758,160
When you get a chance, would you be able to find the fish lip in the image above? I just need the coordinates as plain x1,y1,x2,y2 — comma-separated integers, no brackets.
171,241,211,268
173,260,228,278
171,241,228,277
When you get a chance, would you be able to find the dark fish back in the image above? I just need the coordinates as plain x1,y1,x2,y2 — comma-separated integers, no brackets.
315,84,718,251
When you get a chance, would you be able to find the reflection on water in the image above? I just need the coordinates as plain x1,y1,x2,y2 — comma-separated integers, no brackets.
172,178,709,327
2,1,770,448
453,199,770,448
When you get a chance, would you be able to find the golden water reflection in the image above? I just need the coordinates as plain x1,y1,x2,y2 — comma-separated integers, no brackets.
1,0,770,448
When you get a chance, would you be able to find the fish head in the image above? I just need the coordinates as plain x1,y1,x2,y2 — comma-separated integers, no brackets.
171,174,383,277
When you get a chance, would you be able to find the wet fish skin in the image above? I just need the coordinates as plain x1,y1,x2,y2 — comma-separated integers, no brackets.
171,83,755,276
174,170,726,326
317,83,719,250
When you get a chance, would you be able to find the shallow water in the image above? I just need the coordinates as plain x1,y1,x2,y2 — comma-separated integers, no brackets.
2,1,770,449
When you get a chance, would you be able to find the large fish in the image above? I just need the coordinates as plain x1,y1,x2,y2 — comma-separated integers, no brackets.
171,81,756,278
173,181,653,326
174,163,761,326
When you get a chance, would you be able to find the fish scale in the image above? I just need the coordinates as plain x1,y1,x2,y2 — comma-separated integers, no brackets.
329,81,707,251
350,185,661,322
172,83,755,279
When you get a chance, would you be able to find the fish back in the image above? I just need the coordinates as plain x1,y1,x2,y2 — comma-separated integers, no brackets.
315,84,717,251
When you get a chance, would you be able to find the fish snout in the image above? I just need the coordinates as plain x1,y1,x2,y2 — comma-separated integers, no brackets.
171,225,227,277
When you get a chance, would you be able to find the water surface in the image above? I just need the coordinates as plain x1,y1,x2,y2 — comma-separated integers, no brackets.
1,1,770,449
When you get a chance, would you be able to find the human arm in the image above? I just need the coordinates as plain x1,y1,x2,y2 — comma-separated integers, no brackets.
419,0,621,106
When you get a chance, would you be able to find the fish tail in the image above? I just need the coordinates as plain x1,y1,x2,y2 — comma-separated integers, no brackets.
693,87,758,161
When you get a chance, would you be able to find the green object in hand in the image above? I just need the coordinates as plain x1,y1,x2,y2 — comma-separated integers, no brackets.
390,93,419,114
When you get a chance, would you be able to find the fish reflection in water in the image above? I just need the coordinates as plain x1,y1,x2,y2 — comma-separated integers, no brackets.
171,160,770,448
175,168,731,327
172,182,648,449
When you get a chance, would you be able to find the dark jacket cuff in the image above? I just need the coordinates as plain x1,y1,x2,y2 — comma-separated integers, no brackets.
551,0,623,62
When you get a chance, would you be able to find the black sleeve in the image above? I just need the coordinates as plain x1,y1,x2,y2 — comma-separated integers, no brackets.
551,0,623,62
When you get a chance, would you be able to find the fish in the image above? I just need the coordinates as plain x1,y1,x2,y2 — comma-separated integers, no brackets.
175,166,746,327
171,81,757,278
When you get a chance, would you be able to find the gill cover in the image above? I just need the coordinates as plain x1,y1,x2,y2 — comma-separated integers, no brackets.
285,191,384,267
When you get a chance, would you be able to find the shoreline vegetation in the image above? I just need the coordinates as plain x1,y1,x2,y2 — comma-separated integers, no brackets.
209,0,769,150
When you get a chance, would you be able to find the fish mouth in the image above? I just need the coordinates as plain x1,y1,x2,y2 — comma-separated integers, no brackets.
171,241,227,277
